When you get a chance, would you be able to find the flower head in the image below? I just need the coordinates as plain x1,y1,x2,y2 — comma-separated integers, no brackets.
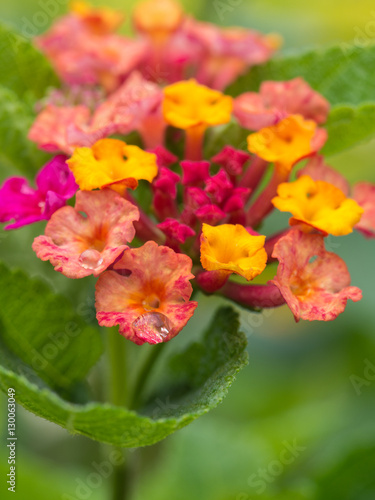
67,138,158,194
271,230,362,321
95,241,197,345
272,175,364,236
162,80,233,131
247,115,327,174
200,223,267,281
32,189,139,279
0,156,77,230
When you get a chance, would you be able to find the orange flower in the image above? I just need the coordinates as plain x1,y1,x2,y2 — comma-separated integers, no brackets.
67,138,158,195
272,175,364,236
70,1,124,35
200,223,267,281
247,114,326,174
133,0,183,39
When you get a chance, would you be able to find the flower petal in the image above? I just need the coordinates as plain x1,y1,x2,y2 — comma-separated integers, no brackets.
200,223,267,281
95,241,197,345
271,230,362,321
32,189,139,278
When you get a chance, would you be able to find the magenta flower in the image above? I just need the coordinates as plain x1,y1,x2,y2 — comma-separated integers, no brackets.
270,230,362,321
0,156,77,230
32,189,139,279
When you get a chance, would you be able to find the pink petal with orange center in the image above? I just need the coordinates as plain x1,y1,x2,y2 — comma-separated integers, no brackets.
95,241,197,345
270,230,362,321
32,189,139,279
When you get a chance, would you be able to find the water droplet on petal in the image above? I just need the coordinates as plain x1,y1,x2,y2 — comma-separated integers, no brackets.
79,249,104,270
132,312,173,343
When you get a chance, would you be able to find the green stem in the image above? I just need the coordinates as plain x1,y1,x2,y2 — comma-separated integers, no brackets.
130,343,167,410
107,328,130,500
108,327,128,407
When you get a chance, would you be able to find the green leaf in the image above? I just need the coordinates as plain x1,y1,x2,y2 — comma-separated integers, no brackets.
226,44,375,106
0,23,59,102
322,103,375,156
0,262,103,391
0,86,49,176
0,306,248,447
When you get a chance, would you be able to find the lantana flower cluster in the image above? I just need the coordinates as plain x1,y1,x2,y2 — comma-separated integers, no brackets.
1,0,373,345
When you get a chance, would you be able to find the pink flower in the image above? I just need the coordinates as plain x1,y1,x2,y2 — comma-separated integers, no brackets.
270,230,362,321
29,74,166,154
70,72,166,150
0,156,77,230
353,182,375,238
28,105,92,155
35,13,147,91
32,189,139,279
186,19,279,90
95,241,198,345
234,78,330,130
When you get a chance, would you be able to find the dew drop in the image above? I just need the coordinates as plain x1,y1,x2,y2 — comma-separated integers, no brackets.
79,249,104,270
132,312,172,343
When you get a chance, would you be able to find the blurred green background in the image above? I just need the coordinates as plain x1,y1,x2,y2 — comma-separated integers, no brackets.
1,1,375,499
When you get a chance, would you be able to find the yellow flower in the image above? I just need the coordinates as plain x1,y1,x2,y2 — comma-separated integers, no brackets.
133,0,183,38
67,139,158,195
163,80,233,131
247,115,318,174
70,1,124,35
272,175,364,236
200,223,267,281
